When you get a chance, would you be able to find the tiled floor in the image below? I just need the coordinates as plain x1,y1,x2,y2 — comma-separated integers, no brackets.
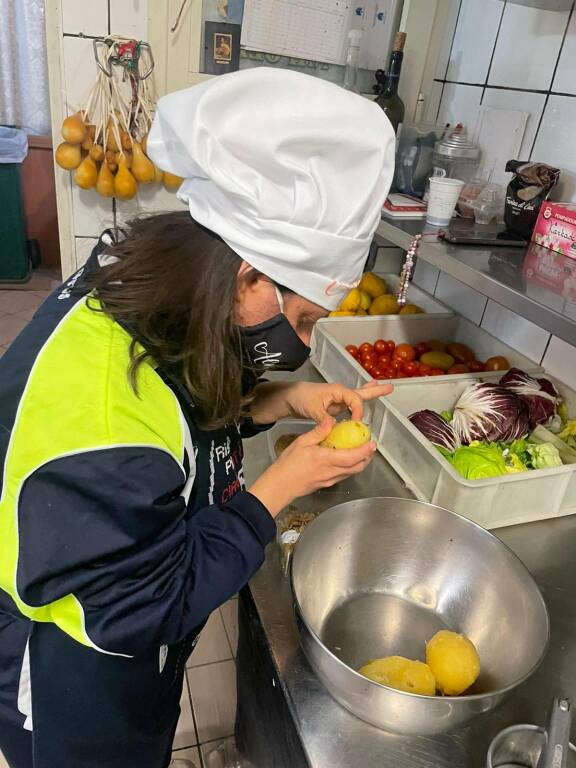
0,268,62,357
0,598,239,767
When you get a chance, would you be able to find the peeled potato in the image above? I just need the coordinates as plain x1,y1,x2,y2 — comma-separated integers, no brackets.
360,656,436,696
321,420,371,450
426,630,480,696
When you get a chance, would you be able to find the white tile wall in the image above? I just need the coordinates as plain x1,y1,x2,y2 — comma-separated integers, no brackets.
480,300,551,363
446,0,503,84
481,89,546,160
110,0,149,39
412,259,440,295
542,335,576,390
62,36,97,114
531,95,576,203
71,182,115,238
553,10,576,95
434,0,462,80
488,4,569,91
434,272,487,325
62,0,108,36
437,83,483,134
75,237,99,269
424,80,444,124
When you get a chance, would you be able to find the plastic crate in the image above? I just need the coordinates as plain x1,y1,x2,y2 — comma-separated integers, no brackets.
310,315,542,391
369,375,576,529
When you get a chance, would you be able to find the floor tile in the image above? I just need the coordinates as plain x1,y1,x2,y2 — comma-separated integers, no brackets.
0,347,6,358
220,601,239,658
188,611,233,668
0,315,28,347
14,307,37,322
188,660,237,744
173,675,198,750
201,736,244,766
171,745,201,767
0,290,43,315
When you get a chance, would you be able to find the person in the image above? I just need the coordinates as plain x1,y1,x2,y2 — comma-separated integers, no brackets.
0,67,395,767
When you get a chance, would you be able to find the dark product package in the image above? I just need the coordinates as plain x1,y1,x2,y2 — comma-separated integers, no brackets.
504,160,560,239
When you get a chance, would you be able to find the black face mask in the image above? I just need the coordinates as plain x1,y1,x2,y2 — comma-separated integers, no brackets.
239,288,311,373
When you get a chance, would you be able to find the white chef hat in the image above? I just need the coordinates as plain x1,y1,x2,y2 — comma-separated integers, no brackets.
147,68,395,310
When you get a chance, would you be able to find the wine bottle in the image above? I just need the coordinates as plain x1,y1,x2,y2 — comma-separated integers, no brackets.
342,30,362,94
375,32,406,134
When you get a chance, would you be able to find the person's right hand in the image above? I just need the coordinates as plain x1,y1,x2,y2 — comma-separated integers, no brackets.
248,417,376,518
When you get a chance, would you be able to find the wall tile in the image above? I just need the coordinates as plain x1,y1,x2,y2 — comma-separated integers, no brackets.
434,0,462,80
437,83,483,134
75,237,99,269
113,185,185,226
542,335,576,389
71,182,114,238
110,0,149,39
434,272,487,324
412,259,440,295
489,4,570,91
480,300,550,363
481,88,546,161
446,0,503,84
62,0,108,36
553,11,576,95
63,37,97,114
531,95,576,203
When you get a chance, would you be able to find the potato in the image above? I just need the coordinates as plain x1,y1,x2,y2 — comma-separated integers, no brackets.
426,630,480,696
321,420,371,450
359,656,436,696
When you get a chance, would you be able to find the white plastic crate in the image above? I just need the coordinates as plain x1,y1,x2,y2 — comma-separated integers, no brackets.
311,315,543,391
322,273,453,319
369,375,576,529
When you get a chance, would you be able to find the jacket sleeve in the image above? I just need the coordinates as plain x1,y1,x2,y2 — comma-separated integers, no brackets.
16,446,275,655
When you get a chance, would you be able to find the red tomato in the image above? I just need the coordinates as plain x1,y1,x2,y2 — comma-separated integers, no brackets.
418,364,432,376
373,339,388,355
345,344,359,358
377,353,391,366
484,356,510,371
394,343,416,362
359,342,373,356
447,364,470,375
372,366,389,380
385,340,396,355
364,362,376,374
390,358,403,372
429,367,445,376
415,341,431,359
468,360,485,373
361,352,376,367
403,361,419,377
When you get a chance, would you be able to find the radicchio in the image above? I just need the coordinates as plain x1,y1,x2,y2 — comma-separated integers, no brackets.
409,409,460,452
451,383,530,444
499,368,558,428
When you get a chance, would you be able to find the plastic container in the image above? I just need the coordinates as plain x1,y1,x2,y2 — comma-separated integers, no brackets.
310,314,542,391
0,126,30,281
368,374,576,529
426,177,465,226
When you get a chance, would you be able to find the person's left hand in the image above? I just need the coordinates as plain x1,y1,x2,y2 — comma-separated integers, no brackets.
283,380,393,423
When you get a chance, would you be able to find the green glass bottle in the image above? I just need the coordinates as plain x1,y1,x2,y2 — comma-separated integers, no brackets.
375,32,406,135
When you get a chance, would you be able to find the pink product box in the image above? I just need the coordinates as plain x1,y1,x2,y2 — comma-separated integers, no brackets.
532,202,576,260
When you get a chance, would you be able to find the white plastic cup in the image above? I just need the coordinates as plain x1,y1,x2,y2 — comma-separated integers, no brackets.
426,177,465,226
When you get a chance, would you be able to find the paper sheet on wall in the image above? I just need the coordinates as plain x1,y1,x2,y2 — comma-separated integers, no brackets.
240,0,353,65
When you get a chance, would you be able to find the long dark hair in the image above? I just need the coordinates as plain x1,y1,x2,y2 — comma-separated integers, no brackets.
87,212,248,429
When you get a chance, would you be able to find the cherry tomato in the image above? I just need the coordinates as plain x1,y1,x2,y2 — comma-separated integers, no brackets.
418,363,432,376
377,353,391,366
415,341,431,359
384,340,396,355
394,343,416,362
361,352,376,367
345,344,359,358
429,367,445,376
403,361,419,377
372,366,389,380
364,362,376,374
390,358,403,371
447,363,470,375
484,356,510,371
373,339,388,355
359,342,373,356
468,360,485,373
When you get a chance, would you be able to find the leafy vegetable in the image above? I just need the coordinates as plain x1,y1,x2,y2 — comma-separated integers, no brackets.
447,442,508,479
409,409,460,452
559,420,576,450
440,410,453,423
451,383,530,444
499,368,558,429
530,426,576,465
525,443,563,469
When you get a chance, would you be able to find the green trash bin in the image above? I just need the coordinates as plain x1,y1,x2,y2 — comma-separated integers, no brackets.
0,127,30,282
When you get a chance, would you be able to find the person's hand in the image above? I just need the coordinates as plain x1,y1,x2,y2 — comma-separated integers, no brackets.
248,417,376,517
283,380,393,422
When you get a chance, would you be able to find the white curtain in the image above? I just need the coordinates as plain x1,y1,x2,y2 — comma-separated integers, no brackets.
0,0,51,135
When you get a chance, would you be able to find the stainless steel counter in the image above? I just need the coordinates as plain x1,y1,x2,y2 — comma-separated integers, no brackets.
242,366,576,768
376,216,576,347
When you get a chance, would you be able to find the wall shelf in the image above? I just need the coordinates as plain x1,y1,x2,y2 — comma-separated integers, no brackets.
377,216,576,347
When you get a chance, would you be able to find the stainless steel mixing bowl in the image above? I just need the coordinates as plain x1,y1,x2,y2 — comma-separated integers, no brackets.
291,497,549,735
